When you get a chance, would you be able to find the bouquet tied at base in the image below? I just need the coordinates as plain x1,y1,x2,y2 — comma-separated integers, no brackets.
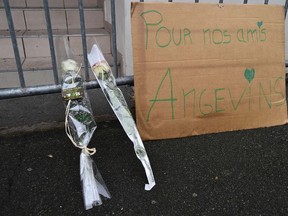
56,37,111,210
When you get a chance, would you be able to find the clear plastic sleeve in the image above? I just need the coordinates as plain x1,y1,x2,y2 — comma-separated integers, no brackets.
55,36,111,209
87,40,156,191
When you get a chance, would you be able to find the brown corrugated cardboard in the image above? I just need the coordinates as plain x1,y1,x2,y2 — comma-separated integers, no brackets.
131,3,287,140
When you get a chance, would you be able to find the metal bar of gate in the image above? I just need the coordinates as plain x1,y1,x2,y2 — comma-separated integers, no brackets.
0,76,134,100
111,0,119,78
3,0,26,88
78,0,90,81
43,0,59,85
285,0,288,18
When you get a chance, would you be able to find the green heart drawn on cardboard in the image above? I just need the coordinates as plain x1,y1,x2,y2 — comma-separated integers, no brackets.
244,68,255,83
257,21,263,28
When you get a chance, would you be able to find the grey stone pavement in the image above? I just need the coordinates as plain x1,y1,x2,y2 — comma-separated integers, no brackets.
1,118,288,215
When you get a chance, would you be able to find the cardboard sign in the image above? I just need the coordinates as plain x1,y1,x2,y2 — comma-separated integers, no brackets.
131,3,287,140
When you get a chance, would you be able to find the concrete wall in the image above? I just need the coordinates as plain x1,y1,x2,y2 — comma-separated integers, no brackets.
104,0,287,76
104,0,134,75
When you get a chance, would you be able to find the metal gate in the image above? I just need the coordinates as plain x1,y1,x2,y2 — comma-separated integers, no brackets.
0,0,133,99
0,0,287,99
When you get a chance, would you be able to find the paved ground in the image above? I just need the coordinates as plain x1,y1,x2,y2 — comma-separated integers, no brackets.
1,120,288,215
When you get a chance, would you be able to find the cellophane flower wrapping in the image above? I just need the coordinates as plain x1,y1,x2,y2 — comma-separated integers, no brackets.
87,40,155,191
55,36,111,209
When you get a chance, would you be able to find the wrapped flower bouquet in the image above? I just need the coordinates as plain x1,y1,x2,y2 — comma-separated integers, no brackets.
56,37,110,210
88,42,156,191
